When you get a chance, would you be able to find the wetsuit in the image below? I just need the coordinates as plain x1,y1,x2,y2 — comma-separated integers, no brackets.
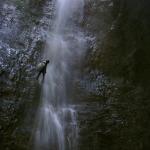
37,61,49,80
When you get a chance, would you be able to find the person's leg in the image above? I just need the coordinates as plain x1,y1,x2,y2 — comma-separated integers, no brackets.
42,72,45,82
36,71,42,80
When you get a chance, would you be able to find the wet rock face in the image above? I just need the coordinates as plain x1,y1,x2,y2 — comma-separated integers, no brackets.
0,3,19,40
76,102,122,150
78,0,150,150
84,0,150,85
0,0,54,149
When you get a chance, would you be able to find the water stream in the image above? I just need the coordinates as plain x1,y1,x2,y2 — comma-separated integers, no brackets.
34,0,86,150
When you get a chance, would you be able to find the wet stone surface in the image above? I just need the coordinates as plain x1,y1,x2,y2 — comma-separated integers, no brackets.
0,0,54,149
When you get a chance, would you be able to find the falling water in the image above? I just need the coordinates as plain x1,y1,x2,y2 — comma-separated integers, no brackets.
34,0,86,150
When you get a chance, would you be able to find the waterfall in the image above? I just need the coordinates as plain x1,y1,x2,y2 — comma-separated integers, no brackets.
34,0,86,150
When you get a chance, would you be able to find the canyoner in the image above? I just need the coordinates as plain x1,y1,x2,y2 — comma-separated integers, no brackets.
36,60,50,81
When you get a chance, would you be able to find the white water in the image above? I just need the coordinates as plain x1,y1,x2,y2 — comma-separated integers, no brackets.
34,0,86,150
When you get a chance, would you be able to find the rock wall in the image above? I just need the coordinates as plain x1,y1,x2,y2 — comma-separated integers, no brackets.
77,0,150,150
0,0,54,149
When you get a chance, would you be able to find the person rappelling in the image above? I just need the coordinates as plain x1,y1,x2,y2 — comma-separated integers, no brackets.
36,60,50,81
